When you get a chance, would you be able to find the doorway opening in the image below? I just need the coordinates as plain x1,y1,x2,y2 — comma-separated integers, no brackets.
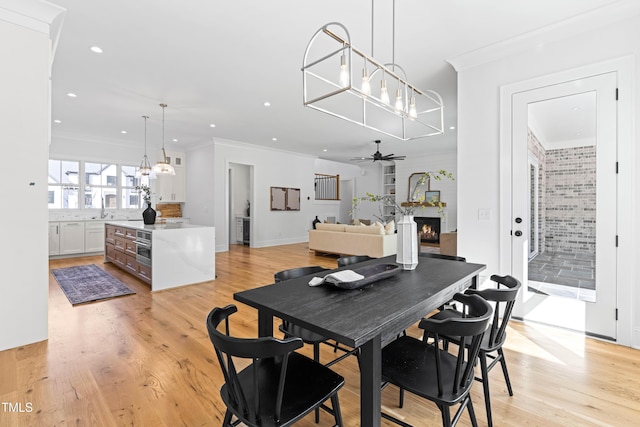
228,163,253,247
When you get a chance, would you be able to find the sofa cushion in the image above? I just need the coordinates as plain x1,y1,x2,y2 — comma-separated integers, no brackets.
384,220,395,235
345,224,384,235
316,223,346,232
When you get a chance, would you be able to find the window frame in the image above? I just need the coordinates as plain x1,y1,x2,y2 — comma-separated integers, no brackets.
48,158,145,210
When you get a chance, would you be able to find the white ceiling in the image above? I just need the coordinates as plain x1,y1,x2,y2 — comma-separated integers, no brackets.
49,0,621,163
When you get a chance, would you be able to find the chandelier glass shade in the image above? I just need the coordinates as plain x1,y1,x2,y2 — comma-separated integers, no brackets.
136,115,152,177
302,22,444,141
153,103,175,176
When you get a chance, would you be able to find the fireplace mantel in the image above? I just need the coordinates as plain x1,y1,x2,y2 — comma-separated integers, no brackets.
400,202,447,208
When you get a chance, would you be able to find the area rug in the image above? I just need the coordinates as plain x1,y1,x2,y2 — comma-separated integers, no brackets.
51,264,135,305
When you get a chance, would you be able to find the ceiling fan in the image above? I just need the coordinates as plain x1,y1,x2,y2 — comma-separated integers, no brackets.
351,140,406,162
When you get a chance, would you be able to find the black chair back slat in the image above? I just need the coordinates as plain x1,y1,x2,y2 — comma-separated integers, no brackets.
337,255,373,267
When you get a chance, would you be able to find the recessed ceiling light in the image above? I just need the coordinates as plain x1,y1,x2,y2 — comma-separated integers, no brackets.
272,137,277,141
172,139,178,142
323,149,328,152
67,93,77,98
449,126,456,130
209,124,216,128
53,119,61,124
120,130,127,134
264,102,271,107
90,46,103,54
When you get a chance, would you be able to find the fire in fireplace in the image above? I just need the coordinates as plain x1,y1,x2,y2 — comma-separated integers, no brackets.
415,217,441,244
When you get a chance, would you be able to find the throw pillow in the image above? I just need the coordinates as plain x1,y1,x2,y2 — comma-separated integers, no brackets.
384,220,395,235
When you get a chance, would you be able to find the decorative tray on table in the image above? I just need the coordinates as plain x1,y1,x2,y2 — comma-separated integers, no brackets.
308,263,400,290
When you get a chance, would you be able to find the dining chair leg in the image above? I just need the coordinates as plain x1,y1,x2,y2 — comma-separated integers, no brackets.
223,410,233,426
331,393,344,426
398,387,405,408
498,348,514,396
479,353,494,427
439,404,451,427
467,397,479,427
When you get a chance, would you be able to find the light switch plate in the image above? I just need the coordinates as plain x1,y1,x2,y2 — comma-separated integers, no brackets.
478,209,491,221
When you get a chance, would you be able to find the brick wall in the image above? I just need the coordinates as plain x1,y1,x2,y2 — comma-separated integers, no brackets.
528,130,596,255
544,145,596,254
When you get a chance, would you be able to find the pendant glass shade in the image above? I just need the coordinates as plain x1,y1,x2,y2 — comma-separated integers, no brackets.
136,115,152,177
361,68,371,95
394,88,404,112
339,54,349,87
380,79,390,104
153,103,175,175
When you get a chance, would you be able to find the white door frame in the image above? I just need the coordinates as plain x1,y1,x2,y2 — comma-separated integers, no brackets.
499,56,634,346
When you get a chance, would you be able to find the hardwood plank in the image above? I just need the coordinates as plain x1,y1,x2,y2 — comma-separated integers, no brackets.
0,243,638,426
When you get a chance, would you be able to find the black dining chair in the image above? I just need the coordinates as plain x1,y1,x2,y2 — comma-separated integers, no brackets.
336,255,373,267
206,304,345,427
381,293,492,427
428,274,522,427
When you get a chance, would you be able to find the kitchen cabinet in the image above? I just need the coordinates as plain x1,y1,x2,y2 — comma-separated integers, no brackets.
84,221,105,252
49,223,60,255
105,223,151,284
153,150,186,203
59,221,85,255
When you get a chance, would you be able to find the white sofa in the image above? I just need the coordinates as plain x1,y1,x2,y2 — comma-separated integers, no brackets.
308,222,397,258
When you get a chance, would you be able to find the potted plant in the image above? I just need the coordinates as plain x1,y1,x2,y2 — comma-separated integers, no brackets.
352,170,454,270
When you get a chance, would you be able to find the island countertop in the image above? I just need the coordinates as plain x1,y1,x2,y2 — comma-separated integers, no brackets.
105,220,209,231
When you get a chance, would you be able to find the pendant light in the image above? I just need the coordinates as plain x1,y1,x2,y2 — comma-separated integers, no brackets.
153,103,175,175
136,115,152,177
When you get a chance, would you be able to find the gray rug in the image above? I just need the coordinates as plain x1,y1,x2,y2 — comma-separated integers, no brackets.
51,264,135,305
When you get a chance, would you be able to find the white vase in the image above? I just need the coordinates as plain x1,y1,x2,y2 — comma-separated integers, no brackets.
396,214,418,270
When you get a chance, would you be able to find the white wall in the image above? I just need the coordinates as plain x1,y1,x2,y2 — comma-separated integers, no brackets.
184,142,215,226
213,140,319,251
0,6,59,351
455,11,640,347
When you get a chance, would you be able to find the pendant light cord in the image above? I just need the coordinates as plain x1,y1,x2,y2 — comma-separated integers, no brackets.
392,0,395,72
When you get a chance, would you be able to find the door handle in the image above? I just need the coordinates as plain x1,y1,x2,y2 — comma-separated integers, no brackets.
514,230,523,237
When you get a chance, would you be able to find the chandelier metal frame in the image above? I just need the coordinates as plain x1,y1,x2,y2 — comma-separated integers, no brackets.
302,20,444,141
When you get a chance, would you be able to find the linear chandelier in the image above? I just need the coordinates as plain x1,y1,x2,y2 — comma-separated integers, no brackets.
302,2,444,141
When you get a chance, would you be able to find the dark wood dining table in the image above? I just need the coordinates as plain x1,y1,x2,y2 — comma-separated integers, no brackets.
234,255,486,426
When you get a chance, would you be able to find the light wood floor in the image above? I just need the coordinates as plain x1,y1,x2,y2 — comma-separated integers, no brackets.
1,243,639,426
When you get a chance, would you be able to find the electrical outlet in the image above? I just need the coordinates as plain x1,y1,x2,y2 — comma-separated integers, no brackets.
478,209,491,221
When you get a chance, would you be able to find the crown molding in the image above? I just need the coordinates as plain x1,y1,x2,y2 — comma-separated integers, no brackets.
0,0,66,65
446,0,640,72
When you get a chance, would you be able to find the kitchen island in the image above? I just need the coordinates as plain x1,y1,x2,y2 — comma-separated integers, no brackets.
105,221,215,291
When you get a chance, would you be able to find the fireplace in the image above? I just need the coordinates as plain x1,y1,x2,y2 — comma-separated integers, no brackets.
415,217,441,244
